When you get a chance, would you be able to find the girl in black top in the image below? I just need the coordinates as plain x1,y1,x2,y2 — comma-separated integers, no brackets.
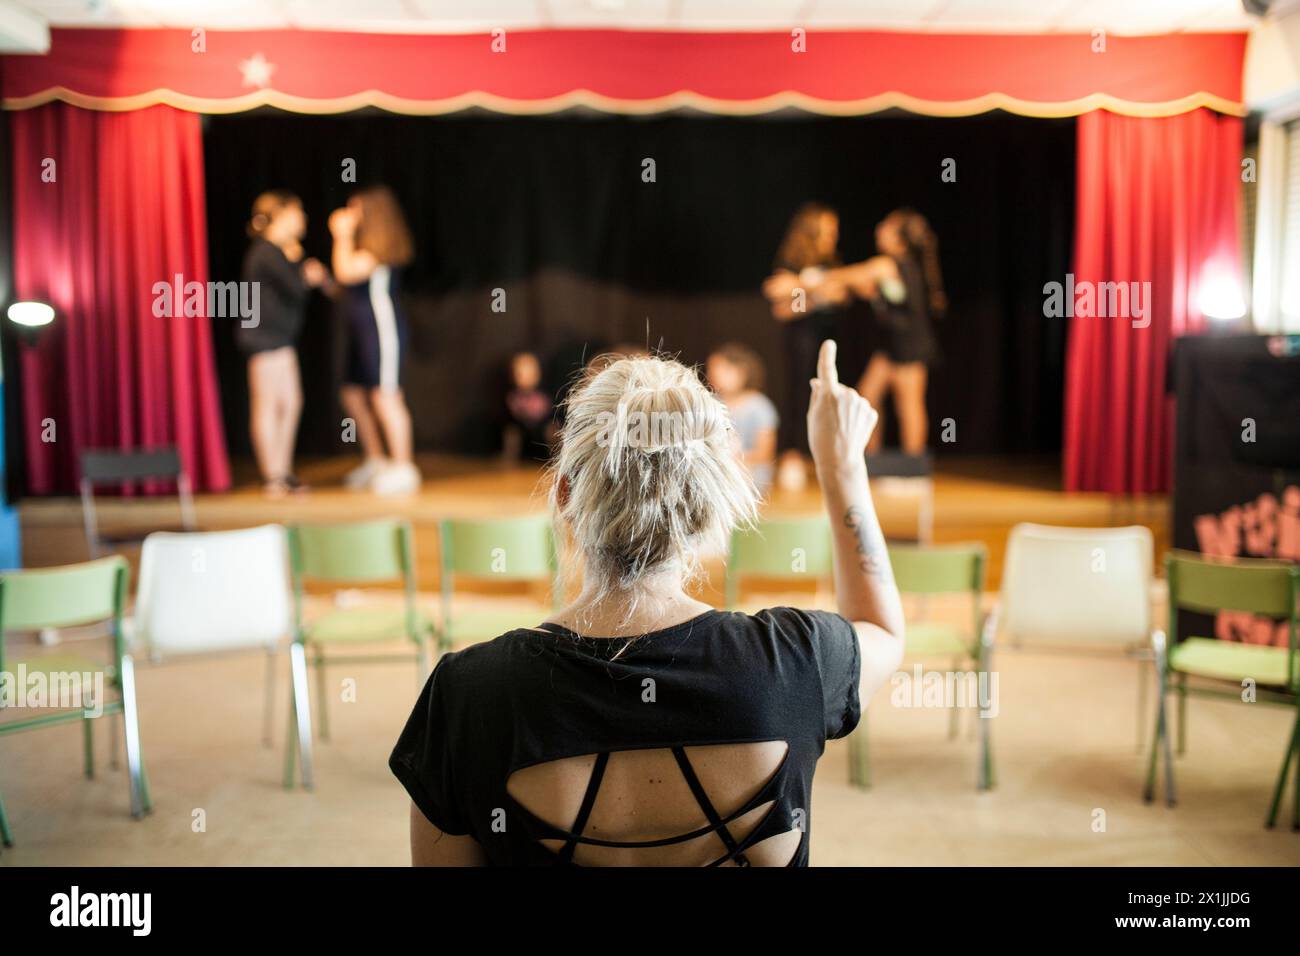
391,340,905,866
809,209,946,455
852,209,946,455
239,190,327,496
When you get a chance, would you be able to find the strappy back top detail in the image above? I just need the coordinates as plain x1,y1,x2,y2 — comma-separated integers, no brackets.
391,607,861,866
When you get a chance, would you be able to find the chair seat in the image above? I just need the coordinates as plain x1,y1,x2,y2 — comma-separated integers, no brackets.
904,622,971,658
1169,637,1293,688
443,607,551,645
304,606,429,644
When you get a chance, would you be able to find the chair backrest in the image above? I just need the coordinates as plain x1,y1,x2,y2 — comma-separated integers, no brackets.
0,556,129,672
440,516,554,581
79,446,195,558
1165,551,1300,685
888,544,985,595
999,523,1152,645
1165,550,1300,619
290,520,413,584
136,525,293,656
80,448,183,484
726,517,833,608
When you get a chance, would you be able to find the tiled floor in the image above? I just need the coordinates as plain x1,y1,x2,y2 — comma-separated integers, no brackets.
3,595,1296,866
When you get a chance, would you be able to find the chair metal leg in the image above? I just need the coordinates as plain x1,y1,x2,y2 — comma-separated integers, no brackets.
1142,695,1162,804
83,716,95,779
417,643,431,687
1292,716,1300,832
1265,704,1300,828
283,689,297,790
1135,654,1150,754
261,647,276,748
977,621,995,791
286,642,315,791
1176,672,1188,756
947,655,961,740
118,655,149,819
848,719,870,789
109,711,119,770
314,650,329,743
1160,685,1177,807
0,789,13,847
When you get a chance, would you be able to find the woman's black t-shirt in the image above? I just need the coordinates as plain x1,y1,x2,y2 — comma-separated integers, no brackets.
390,607,861,866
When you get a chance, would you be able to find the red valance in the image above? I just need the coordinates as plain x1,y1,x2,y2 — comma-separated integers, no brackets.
2,28,1246,118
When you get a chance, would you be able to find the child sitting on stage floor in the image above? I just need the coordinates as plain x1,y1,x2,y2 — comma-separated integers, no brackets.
706,342,779,496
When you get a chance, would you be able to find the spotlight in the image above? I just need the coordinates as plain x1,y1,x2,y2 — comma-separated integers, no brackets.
6,301,55,328
1198,272,1246,323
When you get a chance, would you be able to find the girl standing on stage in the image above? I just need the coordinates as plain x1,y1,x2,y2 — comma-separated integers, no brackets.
329,185,420,496
762,202,850,484
239,190,328,498
844,209,945,454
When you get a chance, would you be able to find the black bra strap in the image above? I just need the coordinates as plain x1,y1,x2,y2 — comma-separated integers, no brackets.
671,747,751,867
558,751,609,864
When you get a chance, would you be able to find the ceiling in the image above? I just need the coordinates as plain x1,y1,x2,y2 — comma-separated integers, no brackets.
4,0,1265,35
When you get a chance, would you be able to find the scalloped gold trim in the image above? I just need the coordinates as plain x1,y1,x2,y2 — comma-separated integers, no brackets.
1,86,1247,118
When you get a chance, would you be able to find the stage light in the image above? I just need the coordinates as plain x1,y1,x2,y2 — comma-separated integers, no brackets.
1198,272,1246,322
6,301,55,328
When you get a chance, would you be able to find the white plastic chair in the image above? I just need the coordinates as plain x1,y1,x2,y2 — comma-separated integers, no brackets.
134,525,314,789
978,523,1158,788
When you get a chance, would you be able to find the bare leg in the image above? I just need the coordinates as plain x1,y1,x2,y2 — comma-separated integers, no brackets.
856,353,893,454
277,350,303,480
370,387,414,464
340,384,386,461
248,349,291,483
892,362,929,455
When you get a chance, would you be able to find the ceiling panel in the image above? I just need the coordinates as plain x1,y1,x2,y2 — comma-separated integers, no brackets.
13,0,1260,33
546,0,674,29
676,0,808,29
806,0,947,29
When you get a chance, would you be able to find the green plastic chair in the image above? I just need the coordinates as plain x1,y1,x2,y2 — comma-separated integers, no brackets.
725,517,834,612
0,556,152,848
1144,550,1300,828
847,544,988,789
438,516,557,652
288,520,431,755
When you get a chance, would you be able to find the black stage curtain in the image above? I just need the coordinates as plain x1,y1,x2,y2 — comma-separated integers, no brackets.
204,110,1074,459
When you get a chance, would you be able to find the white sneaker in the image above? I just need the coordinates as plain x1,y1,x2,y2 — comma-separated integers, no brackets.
369,461,421,496
344,458,385,490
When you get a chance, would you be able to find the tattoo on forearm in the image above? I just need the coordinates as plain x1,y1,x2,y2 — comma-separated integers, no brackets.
844,506,889,579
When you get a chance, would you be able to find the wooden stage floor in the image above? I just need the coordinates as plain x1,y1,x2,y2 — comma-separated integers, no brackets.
21,453,1169,594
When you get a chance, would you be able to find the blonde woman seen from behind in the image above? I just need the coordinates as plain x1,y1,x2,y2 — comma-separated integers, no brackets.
391,339,904,866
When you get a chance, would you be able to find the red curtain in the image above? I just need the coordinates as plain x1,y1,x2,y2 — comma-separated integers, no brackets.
1063,108,1243,494
11,103,230,494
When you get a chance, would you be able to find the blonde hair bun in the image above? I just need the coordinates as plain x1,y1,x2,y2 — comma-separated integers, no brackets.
552,354,759,594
